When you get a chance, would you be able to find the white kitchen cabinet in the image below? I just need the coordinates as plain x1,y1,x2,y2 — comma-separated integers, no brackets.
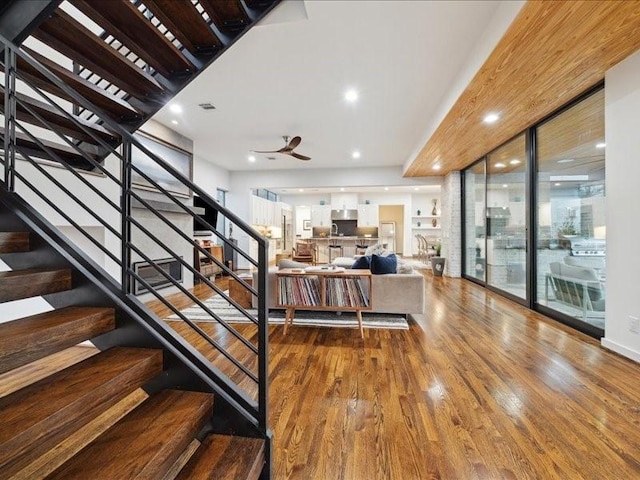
357,204,379,227
330,193,358,210
251,195,282,227
310,205,332,227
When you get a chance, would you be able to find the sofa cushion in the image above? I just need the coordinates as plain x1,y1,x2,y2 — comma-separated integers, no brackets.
278,259,311,270
351,255,371,269
371,253,397,274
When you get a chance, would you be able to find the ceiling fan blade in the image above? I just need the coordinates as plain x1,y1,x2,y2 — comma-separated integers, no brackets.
290,152,311,161
287,136,302,150
253,149,281,153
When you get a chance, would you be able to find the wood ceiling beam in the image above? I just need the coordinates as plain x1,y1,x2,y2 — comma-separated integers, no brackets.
405,0,640,177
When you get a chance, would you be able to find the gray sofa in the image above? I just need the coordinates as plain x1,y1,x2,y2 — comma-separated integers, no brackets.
252,262,425,315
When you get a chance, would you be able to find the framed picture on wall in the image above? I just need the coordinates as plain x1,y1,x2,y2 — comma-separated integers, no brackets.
131,132,192,198
303,219,311,230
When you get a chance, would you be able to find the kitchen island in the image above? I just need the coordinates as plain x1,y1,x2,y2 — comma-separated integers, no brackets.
307,236,378,263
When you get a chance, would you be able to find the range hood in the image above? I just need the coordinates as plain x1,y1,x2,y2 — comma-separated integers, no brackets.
331,209,358,220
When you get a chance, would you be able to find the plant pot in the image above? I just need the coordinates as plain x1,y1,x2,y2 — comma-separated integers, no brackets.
430,257,446,276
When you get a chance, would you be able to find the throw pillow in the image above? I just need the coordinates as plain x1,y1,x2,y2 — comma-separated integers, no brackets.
397,262,414,274
351,255,371,270
278,259,311,270
364,243,387,257
370,253,397,274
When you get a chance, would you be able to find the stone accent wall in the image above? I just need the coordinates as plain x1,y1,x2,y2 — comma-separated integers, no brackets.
441,171,462,277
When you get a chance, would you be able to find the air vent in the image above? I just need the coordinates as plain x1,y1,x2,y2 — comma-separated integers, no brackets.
198,103,216,110
267,156,276,160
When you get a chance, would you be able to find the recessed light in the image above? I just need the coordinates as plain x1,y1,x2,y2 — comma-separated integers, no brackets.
169,103,182,114
345,89,358,102
352,151,361,159
495,162,506,168
340,187,345,191
502,184,508,188
483,113,499,124
384,187,389,191
432,164,441,171
414,187,419,191
298,188,304,192
554,182,562,186
248,155,256,162
509,159,521,165
171,120,178,125
558,158,575,163
596,142,606,149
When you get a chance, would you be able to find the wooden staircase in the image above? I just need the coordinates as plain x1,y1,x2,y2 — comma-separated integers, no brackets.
0,227,265,479
0,0,275,476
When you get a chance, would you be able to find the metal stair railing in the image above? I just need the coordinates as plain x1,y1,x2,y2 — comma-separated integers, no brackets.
0,33,270,436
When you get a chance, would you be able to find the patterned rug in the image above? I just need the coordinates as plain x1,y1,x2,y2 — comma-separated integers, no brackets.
167,292,409,330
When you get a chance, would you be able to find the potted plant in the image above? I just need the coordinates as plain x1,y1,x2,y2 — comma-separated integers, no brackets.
430,242,446,276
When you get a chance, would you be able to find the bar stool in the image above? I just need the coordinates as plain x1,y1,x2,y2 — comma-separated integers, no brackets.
355,243,368,255
328,244,344,262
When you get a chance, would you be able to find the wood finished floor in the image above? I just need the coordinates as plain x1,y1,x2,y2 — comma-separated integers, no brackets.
5,274,640,479
155,274,640,479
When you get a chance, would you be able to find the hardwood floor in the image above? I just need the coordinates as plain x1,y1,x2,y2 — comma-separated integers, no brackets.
158,272,640,479
5,273,640,479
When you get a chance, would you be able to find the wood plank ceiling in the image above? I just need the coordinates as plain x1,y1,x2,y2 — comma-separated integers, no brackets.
405,0,640,177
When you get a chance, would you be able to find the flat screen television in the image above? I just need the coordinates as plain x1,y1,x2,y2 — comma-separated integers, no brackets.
193,195,219,237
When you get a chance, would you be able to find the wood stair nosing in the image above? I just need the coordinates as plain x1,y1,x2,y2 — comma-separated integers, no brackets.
0,89,118,146
69,0,195,78
142,0,223,55
199,0,250,33
0,306,116,375
46,390,214,480
0,268,72,303
32,10,165,101
0,347,163,477
176,434,265,480
0,125,100,167
17,48,140,121
0,231,29,253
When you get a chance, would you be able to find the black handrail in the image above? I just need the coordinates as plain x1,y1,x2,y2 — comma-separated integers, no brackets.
0,31,269,437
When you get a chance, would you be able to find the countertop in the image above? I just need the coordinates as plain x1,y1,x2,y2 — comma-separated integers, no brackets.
309,236,378,240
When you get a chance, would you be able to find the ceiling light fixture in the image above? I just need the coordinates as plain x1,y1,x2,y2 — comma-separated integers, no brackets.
509,159,521,165
169,103,182,114
298,188,304,192
384,187,389,191
432,164,441,171
345,89,358,103
171,120,178,125
503,184,508,188
414,187,419,191
558,158,575,163
483,113,499,124
495,162,506,168
554,182,562,186
596,142,606,149
352,151,361,159
248,155,256,162
340,187,345,191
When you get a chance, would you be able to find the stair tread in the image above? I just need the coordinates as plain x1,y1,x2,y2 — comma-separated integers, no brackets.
70,0,195,78
0,89,118,145
47,390,213,480
200,0,250,33
0,268,72,303
0,347,162,477
143,0,222,55
176,434,265,480
17,47,140,121
0,231,29,253
33,10,165,100
0,306,115,375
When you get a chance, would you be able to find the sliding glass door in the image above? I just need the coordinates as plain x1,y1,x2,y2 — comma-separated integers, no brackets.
535,89,605,330
486,134,527,301
463,160,486,282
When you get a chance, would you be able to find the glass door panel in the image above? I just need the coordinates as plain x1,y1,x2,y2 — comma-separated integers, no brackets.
486,134,527,300
463,160,486,281
535,89,605,330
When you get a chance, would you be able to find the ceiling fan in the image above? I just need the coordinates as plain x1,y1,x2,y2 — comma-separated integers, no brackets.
253,135,311,161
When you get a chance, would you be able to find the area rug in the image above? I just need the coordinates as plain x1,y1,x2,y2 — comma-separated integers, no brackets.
167,292,409,330
401,258,431,270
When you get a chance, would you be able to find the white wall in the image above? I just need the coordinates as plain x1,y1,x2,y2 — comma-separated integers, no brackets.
602,49,640,362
